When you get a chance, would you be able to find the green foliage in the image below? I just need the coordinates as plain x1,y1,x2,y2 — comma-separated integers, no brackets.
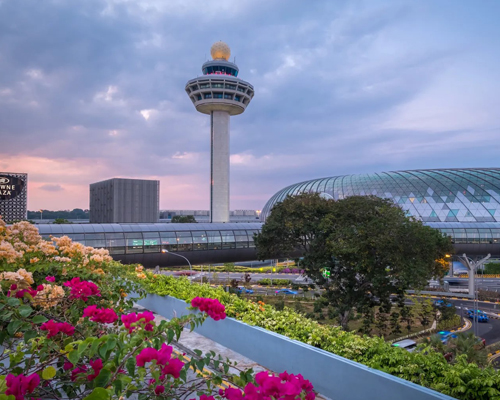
142,273,500,399
258,278,291,286
53,218,72,224
27,208,88,220
171,215,197,223
255,193,453,329
484,262,500,274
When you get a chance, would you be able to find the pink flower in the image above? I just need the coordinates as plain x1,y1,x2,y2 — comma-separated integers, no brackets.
45,276,56,282
199,395,216,400
136,347,160,367
222,387,243,400
40,320,75,338
190,297,226,321
121,311,155,333
14,288,38,298
63,361,74,371
154,385,165,395
6,373,40,400
64,277,101,301
83,305,118,324
160,358,184,379
87,359,103,381
71,366,88,381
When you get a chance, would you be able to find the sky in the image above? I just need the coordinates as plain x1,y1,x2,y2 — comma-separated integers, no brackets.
1,0,499,212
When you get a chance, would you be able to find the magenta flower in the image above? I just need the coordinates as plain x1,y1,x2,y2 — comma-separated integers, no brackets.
160,358,184,379
87,359,103,381
6,373,40,400
64,277,101,301
40,320,75,338
83,305,118,324
121,310,155,333
154,385,165,395
190,297,226,320
45,276,56,282
136,347,160,367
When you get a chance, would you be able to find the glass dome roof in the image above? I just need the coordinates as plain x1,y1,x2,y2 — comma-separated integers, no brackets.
261,168,500,223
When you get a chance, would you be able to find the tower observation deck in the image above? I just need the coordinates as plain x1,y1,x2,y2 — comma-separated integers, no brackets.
185,41,254,223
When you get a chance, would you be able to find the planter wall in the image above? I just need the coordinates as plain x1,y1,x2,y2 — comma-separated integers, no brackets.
138,293,455,400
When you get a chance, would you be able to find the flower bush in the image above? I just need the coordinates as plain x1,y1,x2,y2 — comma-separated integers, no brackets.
0,217,315,400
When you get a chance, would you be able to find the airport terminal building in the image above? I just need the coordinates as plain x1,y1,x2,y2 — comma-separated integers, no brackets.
34,168,500,267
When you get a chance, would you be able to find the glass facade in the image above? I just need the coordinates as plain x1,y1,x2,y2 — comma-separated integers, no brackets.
262,169,500,224
36,223,262,255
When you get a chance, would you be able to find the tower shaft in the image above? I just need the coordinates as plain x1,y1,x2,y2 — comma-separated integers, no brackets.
210,111,230,223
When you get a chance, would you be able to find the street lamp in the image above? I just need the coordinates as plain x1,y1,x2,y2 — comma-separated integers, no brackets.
161,249,192,274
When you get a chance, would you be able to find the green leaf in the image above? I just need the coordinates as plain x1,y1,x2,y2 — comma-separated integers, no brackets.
32,315,48,324
68,350,79,365
125,357,135,377
83,387,110,400
7,320,22,336
167,329,175,343
7,297,19,307
94,368,111,388
113,378,122,396
18,305,33,318
78,341,90,356
42,366,57,380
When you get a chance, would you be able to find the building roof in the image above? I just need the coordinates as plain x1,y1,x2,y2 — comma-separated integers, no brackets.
261,168,500,223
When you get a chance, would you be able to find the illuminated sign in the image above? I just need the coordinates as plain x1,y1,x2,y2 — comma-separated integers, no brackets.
0,175,25,201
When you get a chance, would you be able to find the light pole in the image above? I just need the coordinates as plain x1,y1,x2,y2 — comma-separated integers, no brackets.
161,249,192,274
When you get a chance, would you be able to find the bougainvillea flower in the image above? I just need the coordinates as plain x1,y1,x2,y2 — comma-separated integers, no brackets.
64,277,101,301
83,305,118,323
45,276,56,282
6,373,40,400
40,320,75,338
154,385,165,395
190,297,226,320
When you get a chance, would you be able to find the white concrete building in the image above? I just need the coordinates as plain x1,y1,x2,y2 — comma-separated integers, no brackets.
185,42,254,223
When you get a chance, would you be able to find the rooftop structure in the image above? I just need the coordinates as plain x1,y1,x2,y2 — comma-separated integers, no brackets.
185,41,254,223
262,168,500,223
89,178,159,223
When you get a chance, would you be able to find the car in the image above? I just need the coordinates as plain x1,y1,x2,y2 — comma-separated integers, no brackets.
467,310,489,323
437,331,458,343
236,286,254,294
392,339,417,352
434,299,453,307
275,289,298,295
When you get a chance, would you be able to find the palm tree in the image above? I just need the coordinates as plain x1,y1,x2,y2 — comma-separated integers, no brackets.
446,332,488,366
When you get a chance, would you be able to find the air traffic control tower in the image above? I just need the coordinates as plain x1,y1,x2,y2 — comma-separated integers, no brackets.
185,42,254,223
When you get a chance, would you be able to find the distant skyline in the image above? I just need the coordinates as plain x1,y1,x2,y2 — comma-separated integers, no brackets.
1,0,499,211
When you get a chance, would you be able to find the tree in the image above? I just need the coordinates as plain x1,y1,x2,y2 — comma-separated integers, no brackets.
255,193,453,330
484,262,500,274
171,215,197,223
53,218,72,224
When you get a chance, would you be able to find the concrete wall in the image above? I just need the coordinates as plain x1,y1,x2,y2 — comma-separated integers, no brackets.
210,111,230,223
137,294,455,400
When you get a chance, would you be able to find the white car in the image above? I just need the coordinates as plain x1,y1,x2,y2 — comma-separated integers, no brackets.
392,339,417,352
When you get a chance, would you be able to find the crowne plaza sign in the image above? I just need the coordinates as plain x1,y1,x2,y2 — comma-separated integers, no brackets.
0,175,25,200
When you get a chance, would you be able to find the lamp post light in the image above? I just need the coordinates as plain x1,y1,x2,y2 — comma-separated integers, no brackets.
161,249,192,274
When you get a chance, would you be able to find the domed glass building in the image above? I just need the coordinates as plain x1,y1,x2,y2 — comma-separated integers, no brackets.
261,169,500,251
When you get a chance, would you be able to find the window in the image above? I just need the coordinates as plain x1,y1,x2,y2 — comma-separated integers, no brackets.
225,84,236,90
224,94,232,99
213,92,223,99
204,93,212,99
234,231,249,248
247,230,258,248
211,83,224,88
221,230,235,249
84,233,106,249
192,231,208,251
207,231,222,250
105,232,125,255
125,233,143,254
176,232,193,251
143,232,160,253
199,83,210,89
160,232,177,252
237,87,246,93
234,96,240,102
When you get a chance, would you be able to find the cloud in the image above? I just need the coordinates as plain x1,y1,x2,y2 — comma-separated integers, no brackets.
39,184,64,192
0,0,499,211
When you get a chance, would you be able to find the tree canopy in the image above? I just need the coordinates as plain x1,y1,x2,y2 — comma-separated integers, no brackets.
171,215,197,223
255,193,453,329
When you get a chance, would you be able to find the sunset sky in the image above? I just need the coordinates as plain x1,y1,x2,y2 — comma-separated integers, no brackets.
1,0,499,211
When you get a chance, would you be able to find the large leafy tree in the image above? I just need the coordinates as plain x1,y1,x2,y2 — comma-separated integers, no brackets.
255,193,453,330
